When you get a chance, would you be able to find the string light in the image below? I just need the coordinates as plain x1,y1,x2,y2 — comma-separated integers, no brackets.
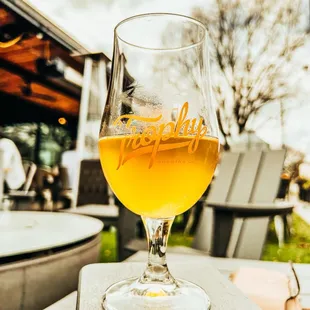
58,117,67,125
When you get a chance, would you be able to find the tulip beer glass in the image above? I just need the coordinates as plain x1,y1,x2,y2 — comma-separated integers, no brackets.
99,13,219,310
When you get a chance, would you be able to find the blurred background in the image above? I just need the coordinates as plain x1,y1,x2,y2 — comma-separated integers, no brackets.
1,0,310,309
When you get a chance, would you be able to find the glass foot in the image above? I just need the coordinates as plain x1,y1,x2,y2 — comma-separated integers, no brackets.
102,277,211,310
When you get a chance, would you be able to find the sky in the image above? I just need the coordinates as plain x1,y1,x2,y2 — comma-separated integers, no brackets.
26,0,310,155
27,0,212,57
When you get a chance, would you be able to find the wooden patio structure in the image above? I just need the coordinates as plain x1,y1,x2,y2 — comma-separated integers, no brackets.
0,0,89,127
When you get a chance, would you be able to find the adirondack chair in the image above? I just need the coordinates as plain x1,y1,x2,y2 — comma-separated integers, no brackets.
63,159,119,227
193,150,294,259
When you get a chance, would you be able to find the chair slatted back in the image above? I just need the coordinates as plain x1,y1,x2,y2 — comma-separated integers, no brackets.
206,152,241,204
233,150,286,259
250,150,286,203
207,150,284,205
227,151,262,203
77,159,109,206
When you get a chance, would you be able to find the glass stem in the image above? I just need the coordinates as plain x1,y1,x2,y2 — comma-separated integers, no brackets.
139,216,176,284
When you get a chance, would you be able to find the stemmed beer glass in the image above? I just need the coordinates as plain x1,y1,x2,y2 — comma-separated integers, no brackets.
99,13,219,310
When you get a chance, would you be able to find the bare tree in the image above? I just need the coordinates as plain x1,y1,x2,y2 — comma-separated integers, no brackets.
192,0,307,148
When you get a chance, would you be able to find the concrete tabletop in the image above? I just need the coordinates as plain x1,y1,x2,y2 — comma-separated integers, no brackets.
0,211,103,258
128,251,310,309
78,261,259,309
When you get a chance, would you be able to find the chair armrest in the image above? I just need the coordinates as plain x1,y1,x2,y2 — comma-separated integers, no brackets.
206,201,294,217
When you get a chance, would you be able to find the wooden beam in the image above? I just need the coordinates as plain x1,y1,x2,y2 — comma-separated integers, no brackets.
0,68,79,116
0,58,81,99
1,0,90,55
51,45,84,74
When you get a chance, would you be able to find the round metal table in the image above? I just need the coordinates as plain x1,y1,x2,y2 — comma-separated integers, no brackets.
0,211,103,259
0,211,103,310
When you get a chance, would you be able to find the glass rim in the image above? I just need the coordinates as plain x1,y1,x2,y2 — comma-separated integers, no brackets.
114,13,207,51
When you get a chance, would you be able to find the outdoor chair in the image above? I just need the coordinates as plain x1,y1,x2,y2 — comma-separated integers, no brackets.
125,150,294,261
193,150,294,259
62,159,143,261
7,161,37,210
63,159,119,227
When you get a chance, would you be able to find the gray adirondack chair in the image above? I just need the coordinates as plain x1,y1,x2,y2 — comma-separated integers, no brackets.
193,149,294,259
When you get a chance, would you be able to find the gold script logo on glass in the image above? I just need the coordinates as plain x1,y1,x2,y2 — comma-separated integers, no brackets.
114,102,208,169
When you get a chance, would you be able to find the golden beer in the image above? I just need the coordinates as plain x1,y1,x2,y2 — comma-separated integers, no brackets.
99,135,218,218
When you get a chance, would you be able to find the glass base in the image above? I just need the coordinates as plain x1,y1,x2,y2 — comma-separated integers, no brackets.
102,277,211,310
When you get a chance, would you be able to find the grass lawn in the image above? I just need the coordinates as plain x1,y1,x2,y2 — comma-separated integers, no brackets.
262,213,310,263
100,213,310,263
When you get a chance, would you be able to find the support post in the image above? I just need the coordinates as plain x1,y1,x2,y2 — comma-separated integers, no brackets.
71,57,93,208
